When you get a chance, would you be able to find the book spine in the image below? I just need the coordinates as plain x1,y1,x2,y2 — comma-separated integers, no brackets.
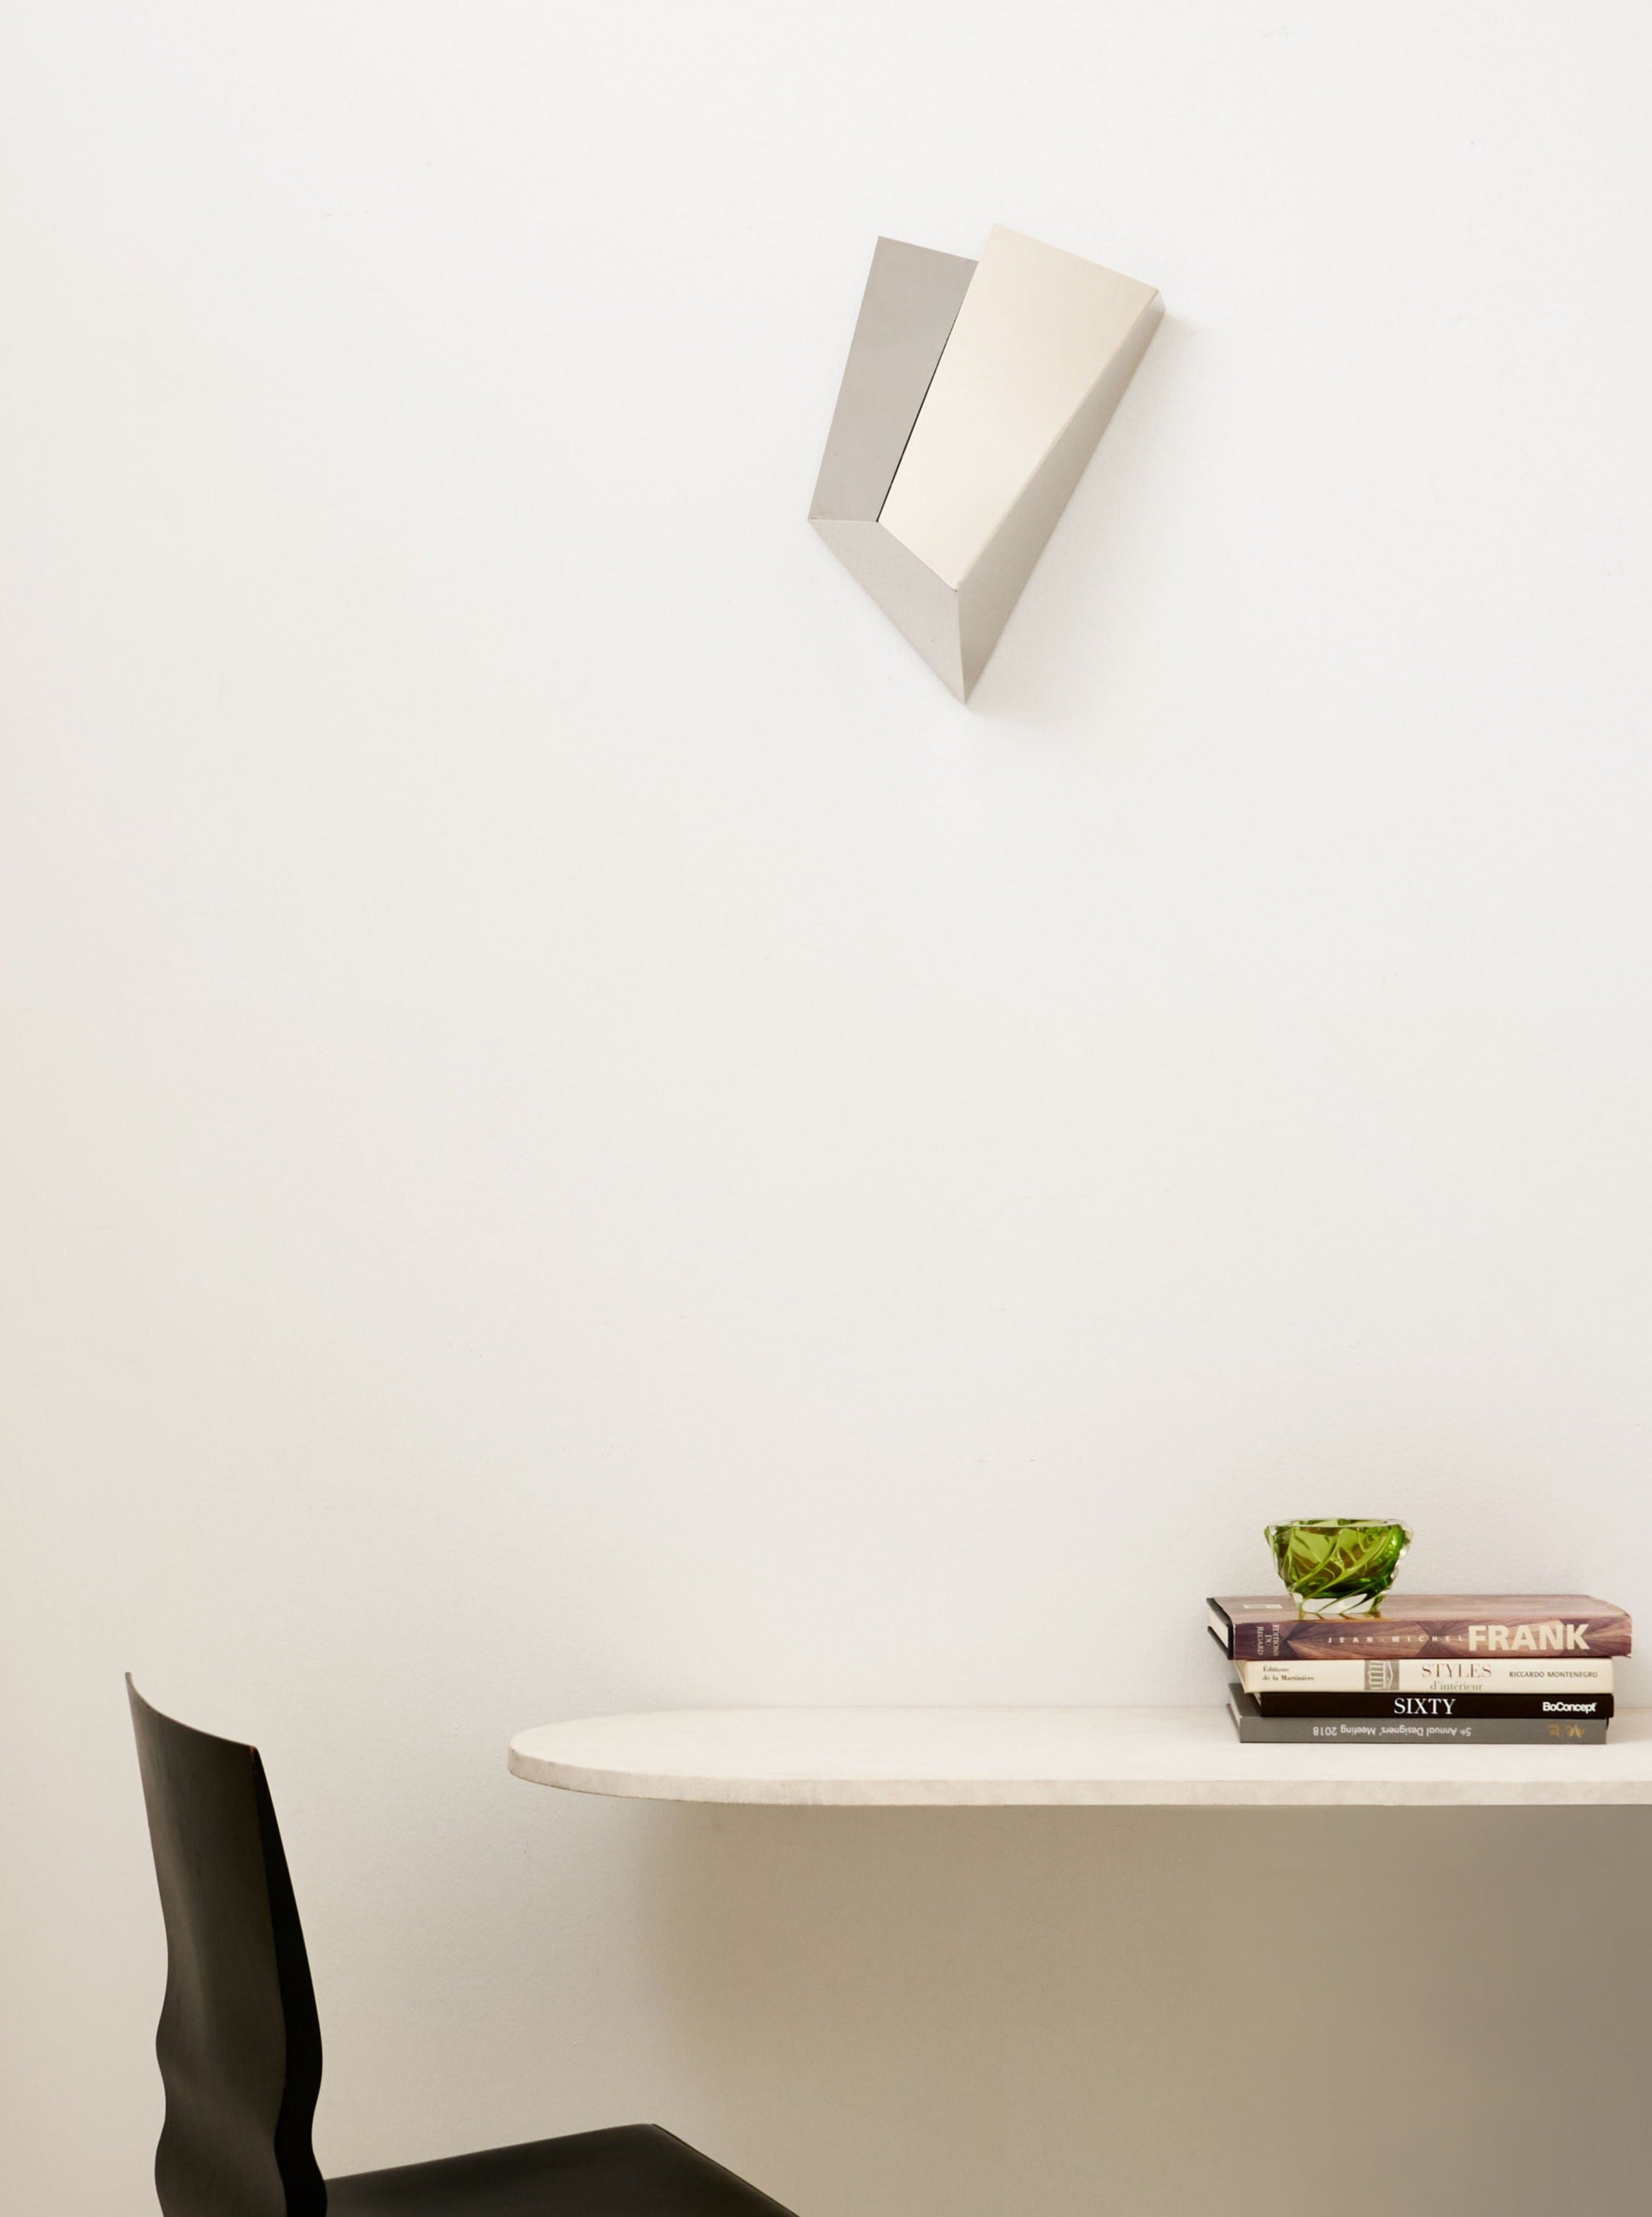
1225,1614,1631,1662
1246,1692,1613,1720
1227,1704,1610,1746
1237,1657,1615,1693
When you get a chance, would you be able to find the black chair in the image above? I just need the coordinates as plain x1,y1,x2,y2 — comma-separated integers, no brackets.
127,1678,796,2217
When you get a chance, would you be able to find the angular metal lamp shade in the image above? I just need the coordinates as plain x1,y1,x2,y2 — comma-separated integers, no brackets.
809,226,1163,701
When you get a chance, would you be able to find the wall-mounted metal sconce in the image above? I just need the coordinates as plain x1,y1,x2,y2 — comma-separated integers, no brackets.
810,225,1163,701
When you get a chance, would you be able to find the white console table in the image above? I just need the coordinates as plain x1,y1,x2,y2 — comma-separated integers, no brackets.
507,1706,1652,1809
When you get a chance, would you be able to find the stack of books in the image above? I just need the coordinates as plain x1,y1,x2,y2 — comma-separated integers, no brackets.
1208,1594,1632,1745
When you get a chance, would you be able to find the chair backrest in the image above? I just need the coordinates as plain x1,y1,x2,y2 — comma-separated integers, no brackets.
127,1677,326,2217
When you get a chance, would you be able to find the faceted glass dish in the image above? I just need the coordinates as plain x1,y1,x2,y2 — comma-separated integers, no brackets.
1264,1518,1413,1617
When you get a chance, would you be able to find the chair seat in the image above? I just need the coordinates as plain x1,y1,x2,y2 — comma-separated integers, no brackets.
326,2124,796,2217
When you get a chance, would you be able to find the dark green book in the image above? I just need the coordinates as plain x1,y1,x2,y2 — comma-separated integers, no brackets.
1247,1689,1612,1720
1226,1687,1609,1745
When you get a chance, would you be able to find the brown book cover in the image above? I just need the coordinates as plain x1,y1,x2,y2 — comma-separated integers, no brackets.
1208,1593,1633,1662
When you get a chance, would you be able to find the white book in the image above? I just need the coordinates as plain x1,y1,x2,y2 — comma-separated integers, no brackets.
1236,1655,1615,1694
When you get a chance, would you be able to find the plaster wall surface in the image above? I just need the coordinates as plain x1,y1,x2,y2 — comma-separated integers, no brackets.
4,6,1652,2213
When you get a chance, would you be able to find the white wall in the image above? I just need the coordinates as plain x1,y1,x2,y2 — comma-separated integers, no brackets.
6,4,1652,2212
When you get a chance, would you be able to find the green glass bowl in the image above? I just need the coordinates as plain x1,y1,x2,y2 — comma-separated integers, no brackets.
1264,1518,1412,1617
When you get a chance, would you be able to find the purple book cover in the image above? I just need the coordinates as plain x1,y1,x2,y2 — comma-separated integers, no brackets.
1208,1593,1633,1662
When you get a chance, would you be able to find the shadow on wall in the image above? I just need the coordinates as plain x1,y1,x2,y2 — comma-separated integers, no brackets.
967,309,1194,727
641,1805,1652,2217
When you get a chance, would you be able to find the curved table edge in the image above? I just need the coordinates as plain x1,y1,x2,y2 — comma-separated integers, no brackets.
506,1726,1652,1809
